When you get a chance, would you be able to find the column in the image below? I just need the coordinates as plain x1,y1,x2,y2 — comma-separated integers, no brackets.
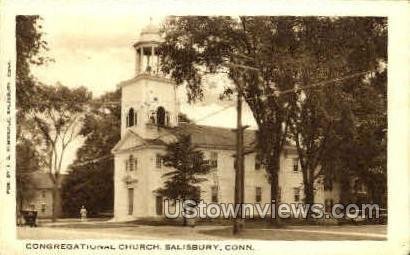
147,46,154,73
139,47,143,73
136,48,140,74
146,46,151,69
156,48,160,75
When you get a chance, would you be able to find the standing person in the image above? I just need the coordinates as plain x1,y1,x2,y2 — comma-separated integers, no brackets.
80,205,87,221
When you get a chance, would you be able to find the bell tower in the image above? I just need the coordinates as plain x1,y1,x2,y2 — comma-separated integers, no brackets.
133,20,162,76
118,21,179,138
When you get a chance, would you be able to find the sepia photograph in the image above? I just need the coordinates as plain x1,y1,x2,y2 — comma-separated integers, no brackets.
1,1,409,254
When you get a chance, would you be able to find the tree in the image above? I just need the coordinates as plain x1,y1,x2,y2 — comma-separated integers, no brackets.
156,135,211,226
285,17,387,212
16,15,50,113
15,15,50,216
289,84,356,219
329,71,387,207
61,161,114,217
62,90,121,217
159,17,296,225
16,138,42,211
27,83,91,221
159,16,387,224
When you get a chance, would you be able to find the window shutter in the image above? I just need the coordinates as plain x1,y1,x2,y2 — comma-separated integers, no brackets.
156,154,162,168
256,187,262,202
293,188,300,202
129,155,134,171
210,152,218,169
255,154,261,170
289,158,299,172
211,186,218,203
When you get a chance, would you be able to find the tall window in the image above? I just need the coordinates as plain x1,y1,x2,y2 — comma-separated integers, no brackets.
156,106,166,127
255,187,262,203
292,158,299,172
278,186,282,203
210,152,218,169
325,199,334,213
293,187,300,202
155,154,162,169
41,190,46,198
129,155,134,171
197,187,202,200
126,108,136,127
255,154,262,170
41,203,46,213
354,179,366,194
126,155,137,172
324,176,333,191
128,188,134,215
211,186,218,203
156,196,163,215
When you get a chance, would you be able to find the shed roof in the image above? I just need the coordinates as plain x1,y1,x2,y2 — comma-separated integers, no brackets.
28,172,66,189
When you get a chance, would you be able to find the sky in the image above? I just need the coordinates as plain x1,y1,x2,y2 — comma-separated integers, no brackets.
30,12,257,172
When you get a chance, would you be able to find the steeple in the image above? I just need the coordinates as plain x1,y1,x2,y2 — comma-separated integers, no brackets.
119,20,178,138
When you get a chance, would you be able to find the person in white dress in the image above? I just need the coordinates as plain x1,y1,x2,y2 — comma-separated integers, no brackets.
80,205,87,221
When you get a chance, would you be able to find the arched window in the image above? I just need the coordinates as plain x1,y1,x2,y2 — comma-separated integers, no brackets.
126,108,135,127
156,106,166,127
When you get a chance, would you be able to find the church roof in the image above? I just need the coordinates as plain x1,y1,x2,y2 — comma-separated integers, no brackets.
141,23,159,35
169,123,257,150
113,123,294,154
134,22,163,46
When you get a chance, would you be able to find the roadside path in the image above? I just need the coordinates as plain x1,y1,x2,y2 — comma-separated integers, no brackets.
19,219,387,240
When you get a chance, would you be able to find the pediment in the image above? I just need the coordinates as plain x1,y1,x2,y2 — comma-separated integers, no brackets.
112,130,146,153
158,131,178,144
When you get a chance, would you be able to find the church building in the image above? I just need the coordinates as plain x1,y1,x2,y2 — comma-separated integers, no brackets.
111,23,340,221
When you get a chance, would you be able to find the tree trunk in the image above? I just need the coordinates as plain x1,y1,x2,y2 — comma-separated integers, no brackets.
51,181,59,222
268,152,282,226
303,182,315,222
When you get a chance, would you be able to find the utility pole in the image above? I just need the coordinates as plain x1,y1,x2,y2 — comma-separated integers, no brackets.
233,84,248,235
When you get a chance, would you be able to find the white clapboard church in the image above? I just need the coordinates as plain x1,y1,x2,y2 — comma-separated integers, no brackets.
111,23,340,221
